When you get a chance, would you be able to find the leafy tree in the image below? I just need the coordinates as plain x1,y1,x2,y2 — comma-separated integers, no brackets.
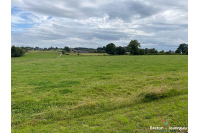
97,46,106,53
11,46,16,57
125,47,129,52
149,48,156,54
175,49,180,53
20,46,25,49
48,46,54,50
139,49,145,55
101,50,105,53
11,46,25,57
64,46,70,52
116,46,126,55
93,50,97,53
159,50,164,54
175,43,188,53
34,46,39,50
185,50,188,55
144,48,149,54
105,43,116,55
19,47,25,55
15,48,21,57
165,51,170,54
127,40,141,55
97,46,105,51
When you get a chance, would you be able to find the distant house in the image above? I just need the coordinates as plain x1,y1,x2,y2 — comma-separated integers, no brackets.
25,48,31,51
76,50,88,53
71,49,77,52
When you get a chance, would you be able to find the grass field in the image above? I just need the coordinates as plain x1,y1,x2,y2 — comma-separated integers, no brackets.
67,52,109,56
11,51,188,132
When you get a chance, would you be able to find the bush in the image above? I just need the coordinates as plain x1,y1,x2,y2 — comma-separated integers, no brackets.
116,46,126,55
159,50,164,54
105,43,116,55
11,46,25,57
165,52,170,55
139,49,145,55
125,52,129,55
62,50,66,54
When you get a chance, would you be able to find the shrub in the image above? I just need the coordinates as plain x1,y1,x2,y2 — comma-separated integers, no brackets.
105,43,116,55
125,52,129,55
139,49,145,55
116,46,126,55
62,50,66,54
11,46,25,57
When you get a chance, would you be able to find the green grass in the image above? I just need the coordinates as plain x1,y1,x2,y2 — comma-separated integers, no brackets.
11,51,188,132
67,52,109,56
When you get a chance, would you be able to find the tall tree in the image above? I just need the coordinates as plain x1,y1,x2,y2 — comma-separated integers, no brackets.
127,40,141,55
105,43,116,55
175,43,188,53
64,46,70,52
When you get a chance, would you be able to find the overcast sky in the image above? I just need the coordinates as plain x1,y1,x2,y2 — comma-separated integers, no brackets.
11,0,188,51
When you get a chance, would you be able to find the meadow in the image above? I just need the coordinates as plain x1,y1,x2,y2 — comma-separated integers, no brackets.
11,51,188,132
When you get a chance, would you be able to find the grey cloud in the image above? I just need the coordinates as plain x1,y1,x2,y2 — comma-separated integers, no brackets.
12,0,161,20
99,1,162,22
12,0,99,19
11,0,188,51
139,23,188,33
12,0,187,21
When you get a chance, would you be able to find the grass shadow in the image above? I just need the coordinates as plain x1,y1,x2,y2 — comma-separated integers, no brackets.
141,89,188,103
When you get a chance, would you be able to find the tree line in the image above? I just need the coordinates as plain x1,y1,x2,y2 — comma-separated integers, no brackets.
11,40,188,57
103,40,188,55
